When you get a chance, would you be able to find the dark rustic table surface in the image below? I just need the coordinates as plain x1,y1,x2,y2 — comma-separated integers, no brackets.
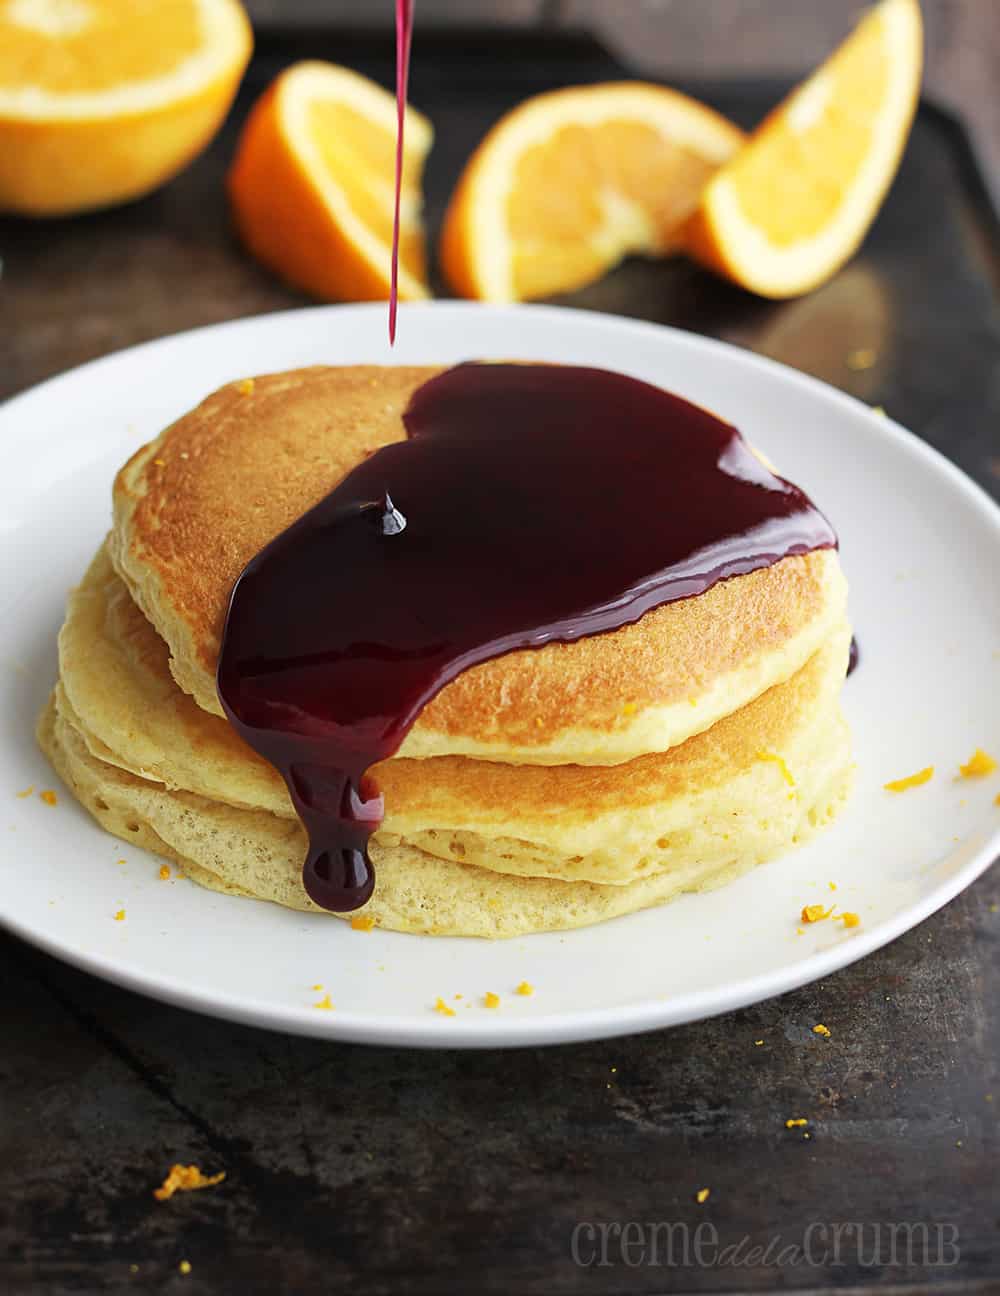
2,22,999,1296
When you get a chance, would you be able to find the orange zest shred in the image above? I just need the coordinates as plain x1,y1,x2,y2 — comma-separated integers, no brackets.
350,914,376,931
515,981,534,997
838,912,861,928
484,992,500,1009
179,1261,192,1275
813,1023,831,1038
236,378,255,395
884,766,933,792
754,1039,764,1046
154,1164,226,1202
801,903,834,924
958,748,998,778
434,997,456,1017
785,1118,809,1128
159,865,171,881
756,750,795,786
695,1187,710,1204
114,909,125,922
313,993,333,1011
39,789,58,806
16,785,34,798
828,881,837,892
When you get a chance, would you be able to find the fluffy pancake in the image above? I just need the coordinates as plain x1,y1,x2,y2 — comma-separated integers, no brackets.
44,363,854,937
53,542,852,893
41,686,851,939
109,365,848,766
61,546,288,816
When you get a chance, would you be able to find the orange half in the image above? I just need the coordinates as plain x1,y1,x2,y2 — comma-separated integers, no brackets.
0,0,252,215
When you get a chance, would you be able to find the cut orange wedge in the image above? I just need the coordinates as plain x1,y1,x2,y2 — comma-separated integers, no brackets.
0,0,252,215
685,0,923,298
228,60,432,304
440,82,744,302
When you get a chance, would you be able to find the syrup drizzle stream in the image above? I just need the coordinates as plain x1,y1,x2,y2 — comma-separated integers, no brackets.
217,364,837,913
388,0,414,344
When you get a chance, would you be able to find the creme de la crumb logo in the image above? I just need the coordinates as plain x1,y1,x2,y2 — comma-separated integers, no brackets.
570,1220,961,1270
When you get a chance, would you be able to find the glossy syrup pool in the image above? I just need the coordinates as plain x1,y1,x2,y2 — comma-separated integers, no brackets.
217,363,837,912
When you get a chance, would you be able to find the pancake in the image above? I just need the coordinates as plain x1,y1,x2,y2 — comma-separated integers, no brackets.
41,362,855,937
53,541,852,893
60,546,289,816
109,365,848,766
40,684,852,939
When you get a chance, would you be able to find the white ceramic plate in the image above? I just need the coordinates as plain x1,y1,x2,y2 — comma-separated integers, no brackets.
2,303,999,1047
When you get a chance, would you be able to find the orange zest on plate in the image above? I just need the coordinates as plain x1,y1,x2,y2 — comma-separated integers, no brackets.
958,748,998,778
884,765,934,792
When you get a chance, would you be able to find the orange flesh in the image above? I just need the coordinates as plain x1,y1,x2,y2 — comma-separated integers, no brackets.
0,0,204,94
507,119,719,298
307,99,426,279
726,33,890,245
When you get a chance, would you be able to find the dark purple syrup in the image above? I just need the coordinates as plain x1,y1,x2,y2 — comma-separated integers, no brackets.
217,364,837,912
847,635,860,676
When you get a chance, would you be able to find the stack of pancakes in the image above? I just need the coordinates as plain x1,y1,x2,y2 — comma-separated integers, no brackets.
39,365,853,938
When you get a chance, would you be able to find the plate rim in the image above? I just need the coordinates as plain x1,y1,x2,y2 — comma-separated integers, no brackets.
3,300,999,1048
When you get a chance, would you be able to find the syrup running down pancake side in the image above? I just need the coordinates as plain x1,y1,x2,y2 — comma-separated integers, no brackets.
217,363,837,912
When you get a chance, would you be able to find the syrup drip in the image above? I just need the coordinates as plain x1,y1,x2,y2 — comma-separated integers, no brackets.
217,364,837,912
388,0,414,345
